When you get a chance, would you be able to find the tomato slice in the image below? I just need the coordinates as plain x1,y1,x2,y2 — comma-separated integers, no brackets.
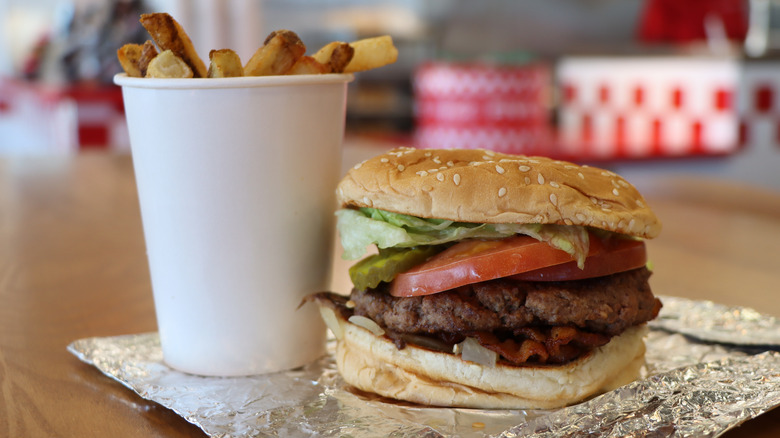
390,235,576,297
510,237,646,282
389,234,647,297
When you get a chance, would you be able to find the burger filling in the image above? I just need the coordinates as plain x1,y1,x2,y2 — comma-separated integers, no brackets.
311,207,661,367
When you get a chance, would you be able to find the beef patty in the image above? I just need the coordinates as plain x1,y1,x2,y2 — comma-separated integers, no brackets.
350,267,660,337
308,267,661,365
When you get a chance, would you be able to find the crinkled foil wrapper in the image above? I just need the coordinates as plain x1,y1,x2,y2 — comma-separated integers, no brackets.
68,296,780,437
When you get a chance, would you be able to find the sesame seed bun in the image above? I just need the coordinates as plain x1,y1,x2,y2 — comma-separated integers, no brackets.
332,311,647,409
337,147,661,239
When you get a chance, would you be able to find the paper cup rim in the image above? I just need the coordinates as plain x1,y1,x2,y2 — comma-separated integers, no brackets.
114,73,354,89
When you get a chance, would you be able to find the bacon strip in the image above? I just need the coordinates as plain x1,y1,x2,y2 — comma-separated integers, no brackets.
473,326,611,365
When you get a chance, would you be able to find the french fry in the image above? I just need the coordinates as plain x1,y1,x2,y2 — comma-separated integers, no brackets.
117,43,144,77
329,43,355,73
343,35,397,73
326,43,354,73
139,12,207,78
312,41,355,73
145,50,193,78
287,56,328,75
311,41,340,66
138,40,159,77
243,30,306,76
208,49,243,78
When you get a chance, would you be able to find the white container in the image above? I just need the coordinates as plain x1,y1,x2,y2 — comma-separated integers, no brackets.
115,73,353,376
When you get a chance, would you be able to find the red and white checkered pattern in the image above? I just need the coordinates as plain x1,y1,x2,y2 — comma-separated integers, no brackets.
413,62,552,155
739,61,780,150
557,57,741,160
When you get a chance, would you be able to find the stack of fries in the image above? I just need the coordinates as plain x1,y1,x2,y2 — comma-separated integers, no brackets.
117,13,398,78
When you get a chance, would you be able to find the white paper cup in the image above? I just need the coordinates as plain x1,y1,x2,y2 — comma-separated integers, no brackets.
115,73,353,376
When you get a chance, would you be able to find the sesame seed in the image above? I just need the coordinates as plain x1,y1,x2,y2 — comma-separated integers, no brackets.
380,157,389,163
550,181,560,188
618,180,630,188
433,156,442,164
576,213,586,221
484,150,496,156
353,162,363,170
417,171,428,177
453,174,461,185
498,187,507,197
518,165,531,172
436,173,444,182
537,174,545,185
524,176,531,184
424,152,432,157
564,219,573,225
612,180,620,188
528,159,541,164
637,199,645,208
482,155,492,161
612,188,620,196
590,197,598,204
496,165,505,174
628,218,636,229
564,165,578,170
428,168,439,173
578,172,585,179
397,164,405,171
550,193,558,205
446,161,454,167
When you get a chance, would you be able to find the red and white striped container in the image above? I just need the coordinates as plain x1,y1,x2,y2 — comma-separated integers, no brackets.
413,61,552,155
557,56,741,160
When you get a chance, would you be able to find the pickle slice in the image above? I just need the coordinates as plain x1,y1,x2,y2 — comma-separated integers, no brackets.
349,246,442,291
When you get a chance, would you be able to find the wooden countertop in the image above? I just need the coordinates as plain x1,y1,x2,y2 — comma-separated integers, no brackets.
1,148,779,437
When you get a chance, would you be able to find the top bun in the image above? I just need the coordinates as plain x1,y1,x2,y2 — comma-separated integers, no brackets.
337,147,661,239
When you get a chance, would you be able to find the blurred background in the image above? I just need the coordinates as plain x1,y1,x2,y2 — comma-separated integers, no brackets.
2,0,780,190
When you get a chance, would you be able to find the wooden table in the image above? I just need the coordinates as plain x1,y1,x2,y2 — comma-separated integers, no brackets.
2,148,779,437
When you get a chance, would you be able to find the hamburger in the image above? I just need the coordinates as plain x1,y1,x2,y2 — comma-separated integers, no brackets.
307,147,662,409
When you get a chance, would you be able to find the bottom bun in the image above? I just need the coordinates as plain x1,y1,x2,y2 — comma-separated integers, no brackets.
332,313,647,409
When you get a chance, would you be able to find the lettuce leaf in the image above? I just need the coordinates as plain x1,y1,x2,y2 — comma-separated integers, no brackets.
336,208,591,267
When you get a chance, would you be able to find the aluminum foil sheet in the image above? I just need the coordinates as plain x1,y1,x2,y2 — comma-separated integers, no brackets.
650,295,780,347
68,296,780,437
